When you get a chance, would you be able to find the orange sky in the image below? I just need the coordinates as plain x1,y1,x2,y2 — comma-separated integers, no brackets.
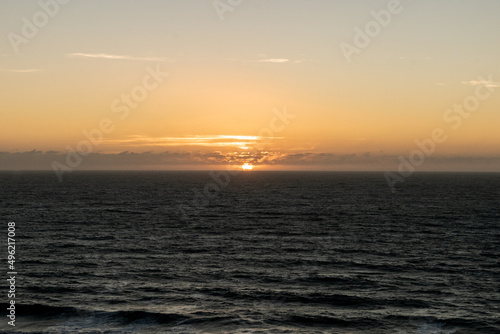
1,0,499,171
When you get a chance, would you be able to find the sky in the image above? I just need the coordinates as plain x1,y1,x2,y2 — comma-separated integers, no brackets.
1,0,500,171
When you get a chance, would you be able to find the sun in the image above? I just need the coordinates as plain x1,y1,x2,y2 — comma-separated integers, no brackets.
241,163,254,171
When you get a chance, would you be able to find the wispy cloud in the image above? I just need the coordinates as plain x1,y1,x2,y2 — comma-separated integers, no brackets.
227,57,304,64
462,79,499,88
258,58,291,63
67,53,171,62
259,58,304,64
1,69,44,73
104,135,281,150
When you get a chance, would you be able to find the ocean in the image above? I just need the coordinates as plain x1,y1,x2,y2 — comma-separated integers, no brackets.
0,171,499,333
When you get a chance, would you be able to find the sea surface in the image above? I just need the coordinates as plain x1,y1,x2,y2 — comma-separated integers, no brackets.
0,171,499,333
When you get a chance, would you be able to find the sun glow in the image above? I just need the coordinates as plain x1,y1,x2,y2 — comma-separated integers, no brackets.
241,163,253,171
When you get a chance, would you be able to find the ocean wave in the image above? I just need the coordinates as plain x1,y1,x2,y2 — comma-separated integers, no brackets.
0,303,190,325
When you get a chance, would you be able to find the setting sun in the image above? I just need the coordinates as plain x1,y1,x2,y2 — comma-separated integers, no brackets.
242,163,253,171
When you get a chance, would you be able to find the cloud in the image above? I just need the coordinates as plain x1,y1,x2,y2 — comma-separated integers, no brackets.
461,79,500,88
1,151,500,171
0,69,44,73
258,58,290,63
227,57,304,64
67,53,171,62
104,135,281,150
258,58,304,64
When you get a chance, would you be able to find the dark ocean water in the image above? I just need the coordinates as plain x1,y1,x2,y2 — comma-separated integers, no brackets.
0,171,499,333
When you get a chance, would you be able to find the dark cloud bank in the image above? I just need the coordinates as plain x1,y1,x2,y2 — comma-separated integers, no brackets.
1,150,500,172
